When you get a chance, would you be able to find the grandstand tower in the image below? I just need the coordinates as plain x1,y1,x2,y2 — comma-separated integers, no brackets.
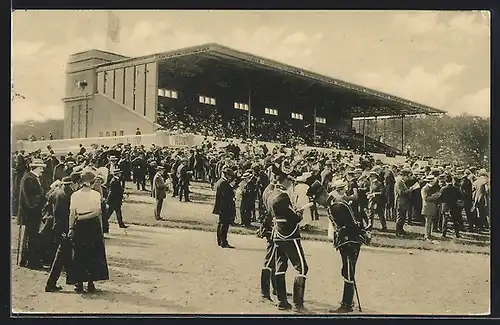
63,43,444,153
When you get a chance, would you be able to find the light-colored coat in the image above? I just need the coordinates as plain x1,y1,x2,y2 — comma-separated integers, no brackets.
472,176,489,208
152,172,168,200
420,183,440,217
394,177,412,210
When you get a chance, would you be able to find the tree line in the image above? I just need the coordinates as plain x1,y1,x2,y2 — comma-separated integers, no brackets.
354,114,490,168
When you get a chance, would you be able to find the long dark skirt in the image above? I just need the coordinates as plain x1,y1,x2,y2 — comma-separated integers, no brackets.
66,217,109,284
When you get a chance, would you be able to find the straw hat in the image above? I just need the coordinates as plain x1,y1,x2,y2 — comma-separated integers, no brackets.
332,179,348,189
30,158,46,168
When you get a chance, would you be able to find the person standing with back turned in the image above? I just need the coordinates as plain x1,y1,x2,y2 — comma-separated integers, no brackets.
213,168,237,249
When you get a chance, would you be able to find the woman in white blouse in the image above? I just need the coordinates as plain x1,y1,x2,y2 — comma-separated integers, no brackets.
65,169,109,293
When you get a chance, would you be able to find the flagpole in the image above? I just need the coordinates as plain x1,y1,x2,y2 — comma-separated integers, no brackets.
105,10,110,51
313,106,317,145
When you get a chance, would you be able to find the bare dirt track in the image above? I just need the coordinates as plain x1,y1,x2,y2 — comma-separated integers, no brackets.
118,182,491,255
11,222,489,315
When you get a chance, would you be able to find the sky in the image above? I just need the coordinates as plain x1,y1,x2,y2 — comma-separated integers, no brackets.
11,10,491,123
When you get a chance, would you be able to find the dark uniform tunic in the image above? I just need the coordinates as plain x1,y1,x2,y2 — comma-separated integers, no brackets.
263,184,308,277
327,197,369,309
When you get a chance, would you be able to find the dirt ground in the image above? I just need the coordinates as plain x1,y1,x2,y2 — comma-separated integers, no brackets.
118,182,490,254
11,222,489,315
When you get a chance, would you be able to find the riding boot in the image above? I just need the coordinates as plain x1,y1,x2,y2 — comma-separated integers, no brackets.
271,273,278,296
292,276,306,311
337,281,354,312
275,274,292,310
260,268,272,301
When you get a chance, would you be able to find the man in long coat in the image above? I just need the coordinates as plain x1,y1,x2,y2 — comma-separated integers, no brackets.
213,168,237,248
18,158,47,269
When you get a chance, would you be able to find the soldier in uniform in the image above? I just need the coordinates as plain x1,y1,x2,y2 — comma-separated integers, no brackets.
262,165,309,311
257,191,278,302
305,178,370,313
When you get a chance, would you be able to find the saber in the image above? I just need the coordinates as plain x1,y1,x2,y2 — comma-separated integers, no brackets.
354,278,362,312
16,224,22,265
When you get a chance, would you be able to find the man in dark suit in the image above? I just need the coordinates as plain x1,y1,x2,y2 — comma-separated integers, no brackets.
437,174,462,238
177,157,191,202
45,176,76,292
103,169,128,233
170,156,182,197
132,153,147,191
118,155,131,188
152,165,168,220
13,151,29,216
394,169,414,236
18,158,47,269
213,168,237,248
459,170,476,232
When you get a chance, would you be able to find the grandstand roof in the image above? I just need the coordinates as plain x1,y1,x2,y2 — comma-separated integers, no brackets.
97,43,446,118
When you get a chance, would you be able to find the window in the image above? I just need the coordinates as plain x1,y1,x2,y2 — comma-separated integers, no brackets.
99,132,103,137
291,113,303,120
315,117,327,124
119,130,124,136
112,131,117,136
106,132,110,137
199,95,216,106
158,89,178,99
234,102,249,111
265,108,278,116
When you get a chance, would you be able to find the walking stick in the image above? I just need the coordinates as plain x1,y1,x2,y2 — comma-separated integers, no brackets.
353,278,362,312
16,224,22,265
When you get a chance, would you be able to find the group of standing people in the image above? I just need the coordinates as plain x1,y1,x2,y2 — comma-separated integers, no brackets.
13,150,134,293
12,139,489,305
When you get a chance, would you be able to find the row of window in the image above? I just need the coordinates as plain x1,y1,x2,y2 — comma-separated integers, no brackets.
199,95,216,105
99,131,125,137
158,89,178,99
264,108,279,116
234,102,249,111
158,92,328,123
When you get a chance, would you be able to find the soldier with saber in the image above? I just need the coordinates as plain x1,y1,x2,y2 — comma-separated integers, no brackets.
261,164,311,312
306,177,371,313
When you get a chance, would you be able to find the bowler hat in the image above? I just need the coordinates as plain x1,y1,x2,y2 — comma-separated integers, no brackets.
222,168,236,178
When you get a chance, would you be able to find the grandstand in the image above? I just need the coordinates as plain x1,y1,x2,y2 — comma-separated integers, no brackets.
49,43,444,154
